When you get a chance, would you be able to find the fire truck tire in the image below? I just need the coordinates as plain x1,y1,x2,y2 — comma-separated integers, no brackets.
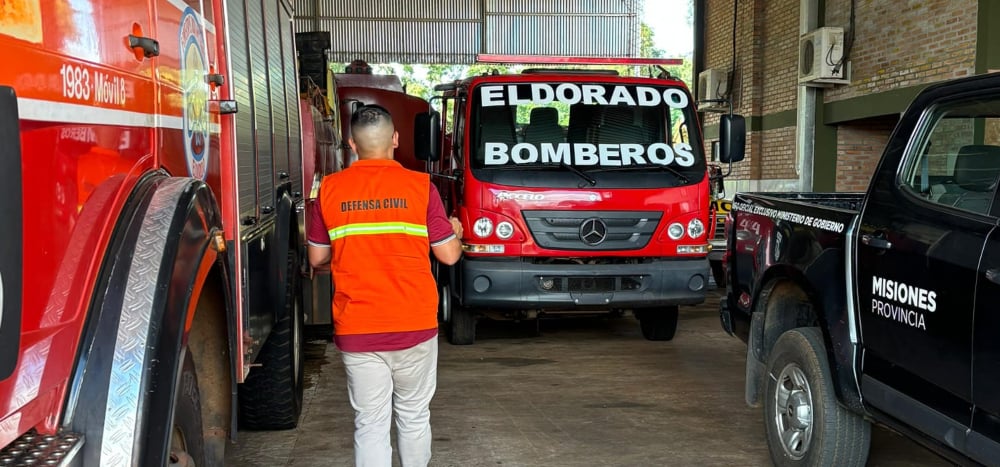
438,282,452,324
764,327,871,467
448,305,476,345
634,306,679,341
65,177,228,466
238,249,305,430
170,349,207,466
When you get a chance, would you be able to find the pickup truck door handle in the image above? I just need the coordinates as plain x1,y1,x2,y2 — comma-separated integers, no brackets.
861,233,892,250
986,268,1000,285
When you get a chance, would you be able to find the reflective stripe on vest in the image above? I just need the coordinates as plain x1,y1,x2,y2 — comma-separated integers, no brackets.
328,221,428,241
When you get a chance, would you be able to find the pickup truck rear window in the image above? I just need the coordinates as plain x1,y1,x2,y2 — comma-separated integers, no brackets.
901,97,1000,216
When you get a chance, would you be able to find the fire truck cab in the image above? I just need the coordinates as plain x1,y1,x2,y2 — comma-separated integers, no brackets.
417,57,741,345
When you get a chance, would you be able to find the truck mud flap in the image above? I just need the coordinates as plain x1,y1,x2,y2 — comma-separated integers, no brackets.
0,86,22,381
745,311,766,407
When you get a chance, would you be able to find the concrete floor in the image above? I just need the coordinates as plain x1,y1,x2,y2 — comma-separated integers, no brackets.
226,287,951,467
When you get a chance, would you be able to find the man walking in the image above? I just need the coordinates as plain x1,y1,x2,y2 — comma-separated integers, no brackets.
307,104,463,467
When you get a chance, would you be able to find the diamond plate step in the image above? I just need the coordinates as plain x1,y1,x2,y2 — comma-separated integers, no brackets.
0,430,84,466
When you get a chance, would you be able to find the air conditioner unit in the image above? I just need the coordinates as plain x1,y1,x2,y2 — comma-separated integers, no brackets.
798,27,849,86
697,68,729,111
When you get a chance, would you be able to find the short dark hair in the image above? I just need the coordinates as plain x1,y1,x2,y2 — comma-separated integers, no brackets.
350,104,393,131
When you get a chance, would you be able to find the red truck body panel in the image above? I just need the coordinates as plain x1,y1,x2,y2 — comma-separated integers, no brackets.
0,1,224,445
1,0,313,448
335,76,431,172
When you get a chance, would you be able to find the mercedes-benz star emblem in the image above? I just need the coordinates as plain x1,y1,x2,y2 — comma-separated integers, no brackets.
579,218,608,246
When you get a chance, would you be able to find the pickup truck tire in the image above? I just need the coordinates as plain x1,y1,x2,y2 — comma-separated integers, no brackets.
448,305,476,345
634,306,679,341
238,250,305,430
764,327,870,467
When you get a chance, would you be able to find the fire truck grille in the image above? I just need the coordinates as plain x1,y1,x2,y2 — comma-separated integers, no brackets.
522,210,662,251
714,213,726,242
0,430,84,466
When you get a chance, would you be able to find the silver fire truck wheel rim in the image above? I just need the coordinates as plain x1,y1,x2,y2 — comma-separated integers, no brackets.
773,363,814,460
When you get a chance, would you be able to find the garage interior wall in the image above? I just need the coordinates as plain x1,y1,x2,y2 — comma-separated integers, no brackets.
699,0,982,193
292,0,642,64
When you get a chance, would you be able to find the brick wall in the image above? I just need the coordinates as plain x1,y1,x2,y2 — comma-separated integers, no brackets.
702,0,768,182
835,115,899,191
701,0,980,190
761,0,799,114
760,127,798,179
701,0,767,119
824,0,978,102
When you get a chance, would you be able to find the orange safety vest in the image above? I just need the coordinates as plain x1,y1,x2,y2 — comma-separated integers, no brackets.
318,159,438,336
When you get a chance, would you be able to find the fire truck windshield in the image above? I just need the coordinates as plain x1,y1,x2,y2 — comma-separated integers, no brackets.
468,81,704,189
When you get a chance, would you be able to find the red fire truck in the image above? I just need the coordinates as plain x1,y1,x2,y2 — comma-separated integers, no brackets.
300,61,434,330
335,60,432,172
416,56,739,345
0,0,332,464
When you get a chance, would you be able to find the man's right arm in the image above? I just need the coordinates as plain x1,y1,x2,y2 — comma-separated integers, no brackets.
432,219,463,266
428,184,462,265
306,199,332,269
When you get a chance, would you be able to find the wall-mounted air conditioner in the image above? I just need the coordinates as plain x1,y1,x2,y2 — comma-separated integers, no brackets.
697,68,729,111
798,27,849,86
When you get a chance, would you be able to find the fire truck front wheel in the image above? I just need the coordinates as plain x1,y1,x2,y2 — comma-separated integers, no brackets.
634,306,679,341
63,176,229,466
448,305,476,345
169,349,206,466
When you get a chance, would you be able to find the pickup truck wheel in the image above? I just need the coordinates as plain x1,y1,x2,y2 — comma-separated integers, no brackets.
635,306,679,341
238,250,305,430
764,328,870,467
448,305,476,345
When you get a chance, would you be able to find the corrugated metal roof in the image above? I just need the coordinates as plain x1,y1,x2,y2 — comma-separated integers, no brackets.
485,0,633,14
484,14,635,56
293,0,640,64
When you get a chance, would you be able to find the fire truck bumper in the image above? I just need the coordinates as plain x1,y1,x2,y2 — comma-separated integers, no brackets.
459,257,710,309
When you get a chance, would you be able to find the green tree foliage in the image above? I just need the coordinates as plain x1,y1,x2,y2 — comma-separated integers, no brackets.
345,21,692,102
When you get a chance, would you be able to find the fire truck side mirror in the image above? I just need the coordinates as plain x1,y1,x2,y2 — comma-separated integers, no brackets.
719,114,746,163
415,111,441,162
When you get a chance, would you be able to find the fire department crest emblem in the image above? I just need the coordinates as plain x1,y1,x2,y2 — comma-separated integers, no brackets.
179,8,209,180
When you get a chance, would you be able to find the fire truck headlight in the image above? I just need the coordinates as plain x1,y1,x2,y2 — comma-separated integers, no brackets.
496,221,514,239
668,223,685,240
473,217,494,238
687,219,705,238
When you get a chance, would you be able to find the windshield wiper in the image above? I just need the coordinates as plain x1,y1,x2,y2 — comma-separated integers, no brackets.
587,165,690,184
560,161,597,186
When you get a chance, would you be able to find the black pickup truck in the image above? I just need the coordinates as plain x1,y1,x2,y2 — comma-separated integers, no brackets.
719,72,1000,466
